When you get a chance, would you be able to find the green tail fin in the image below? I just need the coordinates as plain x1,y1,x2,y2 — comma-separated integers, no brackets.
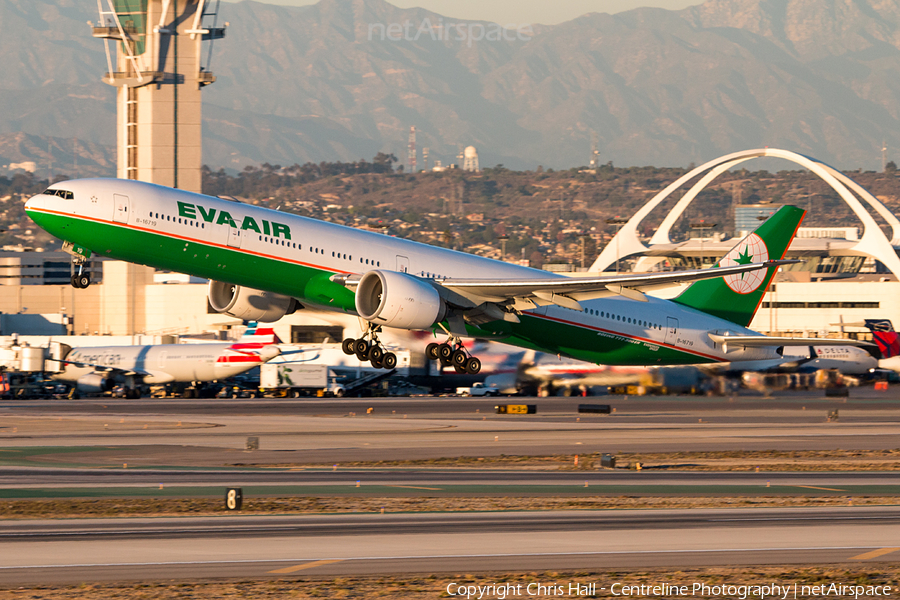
673,205,805,326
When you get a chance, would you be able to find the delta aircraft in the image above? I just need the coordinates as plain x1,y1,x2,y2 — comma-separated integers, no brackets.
25,179,873,374
49,324,281,397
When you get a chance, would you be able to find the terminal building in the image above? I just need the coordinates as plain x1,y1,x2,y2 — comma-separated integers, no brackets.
590,148,900,341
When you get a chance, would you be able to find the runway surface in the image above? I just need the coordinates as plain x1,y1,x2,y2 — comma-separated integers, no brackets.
2,392,899,463
2,392,898,584
1,467,899,500
3,467,899,487
0,507,898,585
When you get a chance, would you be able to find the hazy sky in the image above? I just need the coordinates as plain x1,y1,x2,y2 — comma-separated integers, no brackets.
257,0,703,25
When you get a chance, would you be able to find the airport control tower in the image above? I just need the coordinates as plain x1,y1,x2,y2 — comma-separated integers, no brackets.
91,1,226,193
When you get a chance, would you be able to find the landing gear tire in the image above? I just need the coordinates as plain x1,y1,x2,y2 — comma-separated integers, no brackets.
451,350,468,368
71,274,90,289
367,346,384,363
382,352,398,370
341,339,356,355
454,364,466,374
354,339,370,356
370,355,384,369
465,357,482,375
425,342,440,361
438,344,454,361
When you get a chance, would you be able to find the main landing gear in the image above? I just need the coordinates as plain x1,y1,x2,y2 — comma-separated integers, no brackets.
342,324,398,370
425,337,481,375
70,259,90,289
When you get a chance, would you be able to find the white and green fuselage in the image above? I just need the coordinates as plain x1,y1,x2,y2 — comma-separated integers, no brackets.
25,179,801,367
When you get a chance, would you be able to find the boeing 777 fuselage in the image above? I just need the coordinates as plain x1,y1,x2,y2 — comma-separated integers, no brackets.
25,179,871,373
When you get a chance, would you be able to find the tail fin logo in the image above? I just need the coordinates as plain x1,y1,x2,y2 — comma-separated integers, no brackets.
864,319,900,358
720,233,769,294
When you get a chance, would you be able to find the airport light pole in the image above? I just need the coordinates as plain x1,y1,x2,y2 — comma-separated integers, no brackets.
578,232,590,270
690,221,716,268
606,217,628,274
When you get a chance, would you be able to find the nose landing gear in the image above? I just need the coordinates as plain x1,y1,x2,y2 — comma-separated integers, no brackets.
62,241,92,289
341,324,397,370
70,262,90,289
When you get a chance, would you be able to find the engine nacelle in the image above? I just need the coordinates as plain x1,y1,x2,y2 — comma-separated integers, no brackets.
355,270,446,330
208,281,297,323
76,373,113,394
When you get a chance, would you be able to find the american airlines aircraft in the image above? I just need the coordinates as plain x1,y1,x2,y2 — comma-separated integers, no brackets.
49,324,281,397
25,179,872,374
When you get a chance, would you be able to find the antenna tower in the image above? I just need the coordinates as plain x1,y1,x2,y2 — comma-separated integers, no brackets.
408,127,417,173
589,130,599,169
422,147,429,172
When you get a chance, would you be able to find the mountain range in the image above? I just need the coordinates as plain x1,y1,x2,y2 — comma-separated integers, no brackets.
3,0,900,174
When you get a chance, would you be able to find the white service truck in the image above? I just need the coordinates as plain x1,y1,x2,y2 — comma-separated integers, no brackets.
259,363,345,397
455,382,501,397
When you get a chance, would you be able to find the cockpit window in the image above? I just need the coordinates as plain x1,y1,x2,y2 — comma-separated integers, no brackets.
43,189,74,200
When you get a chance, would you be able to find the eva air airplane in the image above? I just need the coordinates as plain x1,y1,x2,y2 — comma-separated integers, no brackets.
25,179,869,375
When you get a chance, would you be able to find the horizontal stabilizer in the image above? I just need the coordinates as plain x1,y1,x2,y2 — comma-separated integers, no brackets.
708,333,874,350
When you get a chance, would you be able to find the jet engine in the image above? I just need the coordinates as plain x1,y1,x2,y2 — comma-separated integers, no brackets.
76,373,114,394
207,281,298,323
355,270,446,330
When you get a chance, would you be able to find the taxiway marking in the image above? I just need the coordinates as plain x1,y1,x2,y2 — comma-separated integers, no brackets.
851,548,900,561
268,559,344,574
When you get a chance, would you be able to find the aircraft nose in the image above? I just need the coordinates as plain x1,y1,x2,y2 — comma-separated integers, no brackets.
24,190,50,213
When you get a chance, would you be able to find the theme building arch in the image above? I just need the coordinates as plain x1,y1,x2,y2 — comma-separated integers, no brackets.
590,148,900,277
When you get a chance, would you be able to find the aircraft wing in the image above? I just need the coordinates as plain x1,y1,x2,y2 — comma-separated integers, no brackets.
437,260,790,304
335,260,793,313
